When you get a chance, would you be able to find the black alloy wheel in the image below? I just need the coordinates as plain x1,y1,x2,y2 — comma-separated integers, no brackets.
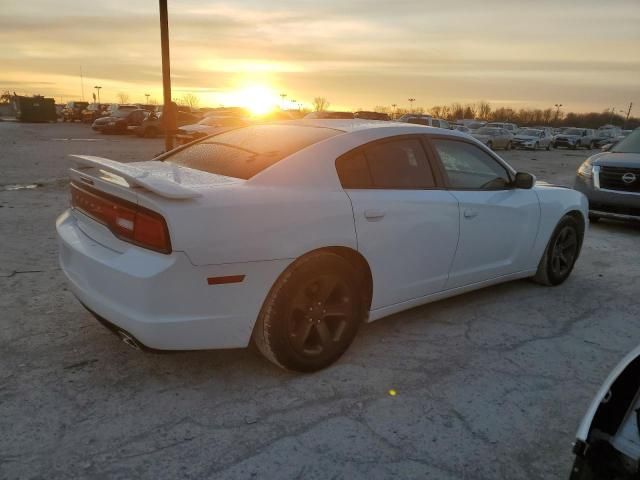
252,252,364,372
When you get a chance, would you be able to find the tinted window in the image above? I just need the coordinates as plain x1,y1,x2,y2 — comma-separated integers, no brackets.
165,124,340,179
337,137,435,189
432,139,511,189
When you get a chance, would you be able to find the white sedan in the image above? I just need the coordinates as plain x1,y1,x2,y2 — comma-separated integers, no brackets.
57,120,588,372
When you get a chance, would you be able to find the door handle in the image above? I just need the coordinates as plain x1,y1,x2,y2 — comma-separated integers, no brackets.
463,209,478,219
364,209,385,220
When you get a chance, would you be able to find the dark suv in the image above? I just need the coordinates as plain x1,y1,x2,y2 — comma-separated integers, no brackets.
574,128,640,222
61,101,89,122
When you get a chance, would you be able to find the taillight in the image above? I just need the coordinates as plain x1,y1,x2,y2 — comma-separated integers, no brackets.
70,182,172,254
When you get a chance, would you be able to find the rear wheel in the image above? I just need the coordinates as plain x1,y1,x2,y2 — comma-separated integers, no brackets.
532,215,582,286
252,252,364,372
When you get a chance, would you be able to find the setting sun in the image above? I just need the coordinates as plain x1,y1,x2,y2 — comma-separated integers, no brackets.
217,84,279,116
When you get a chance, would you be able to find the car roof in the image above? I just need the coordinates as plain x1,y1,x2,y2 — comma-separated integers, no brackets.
274,118,467,136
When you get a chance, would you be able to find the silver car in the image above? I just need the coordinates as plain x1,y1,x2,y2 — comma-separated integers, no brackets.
471,127,513,150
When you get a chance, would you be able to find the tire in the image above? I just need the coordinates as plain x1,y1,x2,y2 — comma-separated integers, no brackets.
588,213,601,223
252,252,365,372
589,141,595,150
532,215,583,286
505,141,512,151
534,142,539,150
486,141,493,150
546,142,551,151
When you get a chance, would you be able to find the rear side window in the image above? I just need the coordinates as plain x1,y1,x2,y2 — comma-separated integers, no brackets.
337,137,435,189
165,125,340,179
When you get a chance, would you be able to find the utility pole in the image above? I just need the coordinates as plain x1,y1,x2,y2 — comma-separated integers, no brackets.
159,0,174,151
391,103,397,119
145,93,150,104
80,66,85,101
624,102,633,129
408,98,416,113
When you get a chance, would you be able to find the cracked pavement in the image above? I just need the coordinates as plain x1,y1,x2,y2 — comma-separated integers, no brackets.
1,122,639,479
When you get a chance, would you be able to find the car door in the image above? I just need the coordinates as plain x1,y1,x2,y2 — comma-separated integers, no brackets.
337,135,460,309
427,137,540,288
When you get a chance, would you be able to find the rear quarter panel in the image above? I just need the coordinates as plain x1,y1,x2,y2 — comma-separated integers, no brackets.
147,185,358,266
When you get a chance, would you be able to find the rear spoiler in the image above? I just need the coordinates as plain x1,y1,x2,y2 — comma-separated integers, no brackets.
69,155,201,199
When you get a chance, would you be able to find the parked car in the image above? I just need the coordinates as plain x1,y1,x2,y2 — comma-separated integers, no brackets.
451,125,472,134
61,101,89,122
175,115,249,144
91,108,148,134
57,120,587,372
553,128,596,149
354,111,390,121
512,128,554,150
304,111,355,119
486,122,519,133
471,127,513,150
134,111,200,138
401,115,451,129
594,127,624,148
81,103,109,124
574,128,640,222
105,104,140,116
569,344,640,479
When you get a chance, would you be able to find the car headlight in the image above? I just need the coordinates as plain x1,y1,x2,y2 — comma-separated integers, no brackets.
577,158,594,178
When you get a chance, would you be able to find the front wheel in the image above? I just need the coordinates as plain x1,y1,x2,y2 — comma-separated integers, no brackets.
505,141,512,151
252,252,364,372
532,215,583,286
533,142,539,150
546,142,551,151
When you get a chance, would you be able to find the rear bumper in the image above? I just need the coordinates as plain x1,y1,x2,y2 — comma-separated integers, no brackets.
56,209,290,350
574,175,640,220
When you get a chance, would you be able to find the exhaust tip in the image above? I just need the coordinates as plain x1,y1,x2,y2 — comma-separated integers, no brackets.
117,330,142,350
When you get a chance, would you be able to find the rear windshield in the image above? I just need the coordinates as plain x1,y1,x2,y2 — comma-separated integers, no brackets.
164,124,341,179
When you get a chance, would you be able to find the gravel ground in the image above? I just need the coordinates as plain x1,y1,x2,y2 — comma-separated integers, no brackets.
1,121,639,480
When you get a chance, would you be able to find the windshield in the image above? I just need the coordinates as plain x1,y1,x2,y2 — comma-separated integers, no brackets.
476,127,500,135
519,129,541,136
564,128,584,135
165,124,341,179
611,129,640,154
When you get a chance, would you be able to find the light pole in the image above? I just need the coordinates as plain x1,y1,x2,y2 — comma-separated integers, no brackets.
145,93,150,104
554,103,562,124
94,86,102,104
159,0,174,151
408,98,416,113
391,103,397,119
280,93,287,109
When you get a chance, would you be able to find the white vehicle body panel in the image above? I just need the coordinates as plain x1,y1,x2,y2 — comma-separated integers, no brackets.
577,344,640,442
56,120,589,350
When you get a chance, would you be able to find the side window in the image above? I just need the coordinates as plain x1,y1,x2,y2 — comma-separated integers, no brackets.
336,137,435,189
431,119,440,128
431,139,511,190
336,151,372,189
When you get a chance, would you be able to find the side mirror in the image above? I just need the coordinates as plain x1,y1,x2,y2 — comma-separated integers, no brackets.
514,172,535,189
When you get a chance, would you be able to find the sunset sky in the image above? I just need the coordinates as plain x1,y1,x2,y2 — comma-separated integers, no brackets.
1,0,639,113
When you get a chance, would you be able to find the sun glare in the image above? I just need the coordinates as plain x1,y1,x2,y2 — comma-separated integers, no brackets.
217,84,278,116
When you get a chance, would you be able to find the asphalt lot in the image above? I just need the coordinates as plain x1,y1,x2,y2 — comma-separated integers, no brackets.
1,121,639,480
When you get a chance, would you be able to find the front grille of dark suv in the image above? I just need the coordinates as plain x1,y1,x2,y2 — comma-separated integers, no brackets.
599,166,640,193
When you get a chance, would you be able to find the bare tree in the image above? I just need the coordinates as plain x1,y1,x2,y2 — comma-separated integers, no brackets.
430,105,442,118
477,101,491,120
374,105,390,114
148,98,159,106
181,93,199,109
116,92,130,104
1,90,13,104
312,97,330,112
